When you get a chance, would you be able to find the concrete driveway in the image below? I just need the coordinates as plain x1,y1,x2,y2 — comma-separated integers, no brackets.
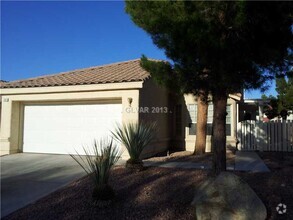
0,153,86,218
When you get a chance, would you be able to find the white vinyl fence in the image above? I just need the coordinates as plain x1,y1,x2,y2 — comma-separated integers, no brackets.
237,120,293,152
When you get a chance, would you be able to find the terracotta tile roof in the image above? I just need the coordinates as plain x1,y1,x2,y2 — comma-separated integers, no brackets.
0,59,151,89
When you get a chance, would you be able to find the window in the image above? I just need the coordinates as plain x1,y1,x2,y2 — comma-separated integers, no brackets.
226,105,231,135
175,104,182,136
188,104,231,136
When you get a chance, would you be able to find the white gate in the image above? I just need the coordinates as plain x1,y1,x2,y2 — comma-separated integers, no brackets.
237,120,293,152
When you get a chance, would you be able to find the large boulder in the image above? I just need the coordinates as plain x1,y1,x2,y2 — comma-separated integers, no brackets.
191,172,267,220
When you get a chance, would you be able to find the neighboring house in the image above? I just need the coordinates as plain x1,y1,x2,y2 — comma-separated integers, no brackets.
239,99,293,122
238,99,267,121
287,111,293,121
0,59,241,158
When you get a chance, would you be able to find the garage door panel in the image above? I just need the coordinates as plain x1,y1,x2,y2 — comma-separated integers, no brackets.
23,104,122,155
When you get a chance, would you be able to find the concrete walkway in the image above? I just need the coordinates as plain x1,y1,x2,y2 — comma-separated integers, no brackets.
144,151,270,173
235,151,270,172
144,161,211,169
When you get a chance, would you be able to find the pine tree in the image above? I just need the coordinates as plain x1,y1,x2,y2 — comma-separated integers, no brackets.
126,1,292,174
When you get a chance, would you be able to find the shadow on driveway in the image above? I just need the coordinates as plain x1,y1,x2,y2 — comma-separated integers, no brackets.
1,153,86,218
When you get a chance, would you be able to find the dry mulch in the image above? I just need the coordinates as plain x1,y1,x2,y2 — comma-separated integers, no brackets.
3,152,292,220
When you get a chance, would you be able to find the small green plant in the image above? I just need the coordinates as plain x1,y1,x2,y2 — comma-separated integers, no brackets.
112,122,156,170
70,138,122,201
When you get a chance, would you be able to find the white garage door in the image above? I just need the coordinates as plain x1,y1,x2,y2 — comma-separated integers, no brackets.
23,103,122,155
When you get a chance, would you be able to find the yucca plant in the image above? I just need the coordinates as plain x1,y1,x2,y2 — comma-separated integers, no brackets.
112,122,156,170
70,138,122,201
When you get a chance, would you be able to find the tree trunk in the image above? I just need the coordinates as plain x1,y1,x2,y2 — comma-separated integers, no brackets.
193,90,208,155
212,91,227,174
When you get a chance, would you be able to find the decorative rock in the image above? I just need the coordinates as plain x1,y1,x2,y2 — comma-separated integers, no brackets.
191,172,267,220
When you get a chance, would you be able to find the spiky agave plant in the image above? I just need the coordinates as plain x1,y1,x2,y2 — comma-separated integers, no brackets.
112,122,156,170
70,138,122,201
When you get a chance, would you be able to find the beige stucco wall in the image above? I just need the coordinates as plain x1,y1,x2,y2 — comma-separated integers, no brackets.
0,96,2,130
0,80,240,158
0,82,143,158
182,94,238,152
138,79,172,158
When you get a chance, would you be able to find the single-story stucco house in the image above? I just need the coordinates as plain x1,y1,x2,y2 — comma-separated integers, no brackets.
0,59,242,158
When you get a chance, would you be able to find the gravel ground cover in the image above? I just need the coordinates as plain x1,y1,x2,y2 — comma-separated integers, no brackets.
258,152,293,171
3,167,208,220
3,152,292,220
238,152,293,220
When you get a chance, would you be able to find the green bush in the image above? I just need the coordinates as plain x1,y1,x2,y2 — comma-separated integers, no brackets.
112,122,156,165
70,138,122,201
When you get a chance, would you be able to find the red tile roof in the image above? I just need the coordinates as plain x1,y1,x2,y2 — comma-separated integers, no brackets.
1,59,150,88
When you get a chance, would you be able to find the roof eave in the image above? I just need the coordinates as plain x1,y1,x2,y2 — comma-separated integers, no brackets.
0,81,144,95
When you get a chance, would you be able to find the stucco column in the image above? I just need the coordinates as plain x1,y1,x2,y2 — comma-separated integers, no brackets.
121,90,140,159
0,97,13,155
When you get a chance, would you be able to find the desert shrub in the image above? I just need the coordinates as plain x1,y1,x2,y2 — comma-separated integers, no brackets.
112,122,156,170
70,138,122,201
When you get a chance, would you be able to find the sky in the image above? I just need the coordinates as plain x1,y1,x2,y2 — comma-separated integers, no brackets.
1,1,277,99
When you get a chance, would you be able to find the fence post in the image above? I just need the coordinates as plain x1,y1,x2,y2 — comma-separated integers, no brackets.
276,120,280,151
282,120,285,152
237,122,242,150
252,121,255,150
254,121,263,151
289,120,293,152
264,122,268,151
